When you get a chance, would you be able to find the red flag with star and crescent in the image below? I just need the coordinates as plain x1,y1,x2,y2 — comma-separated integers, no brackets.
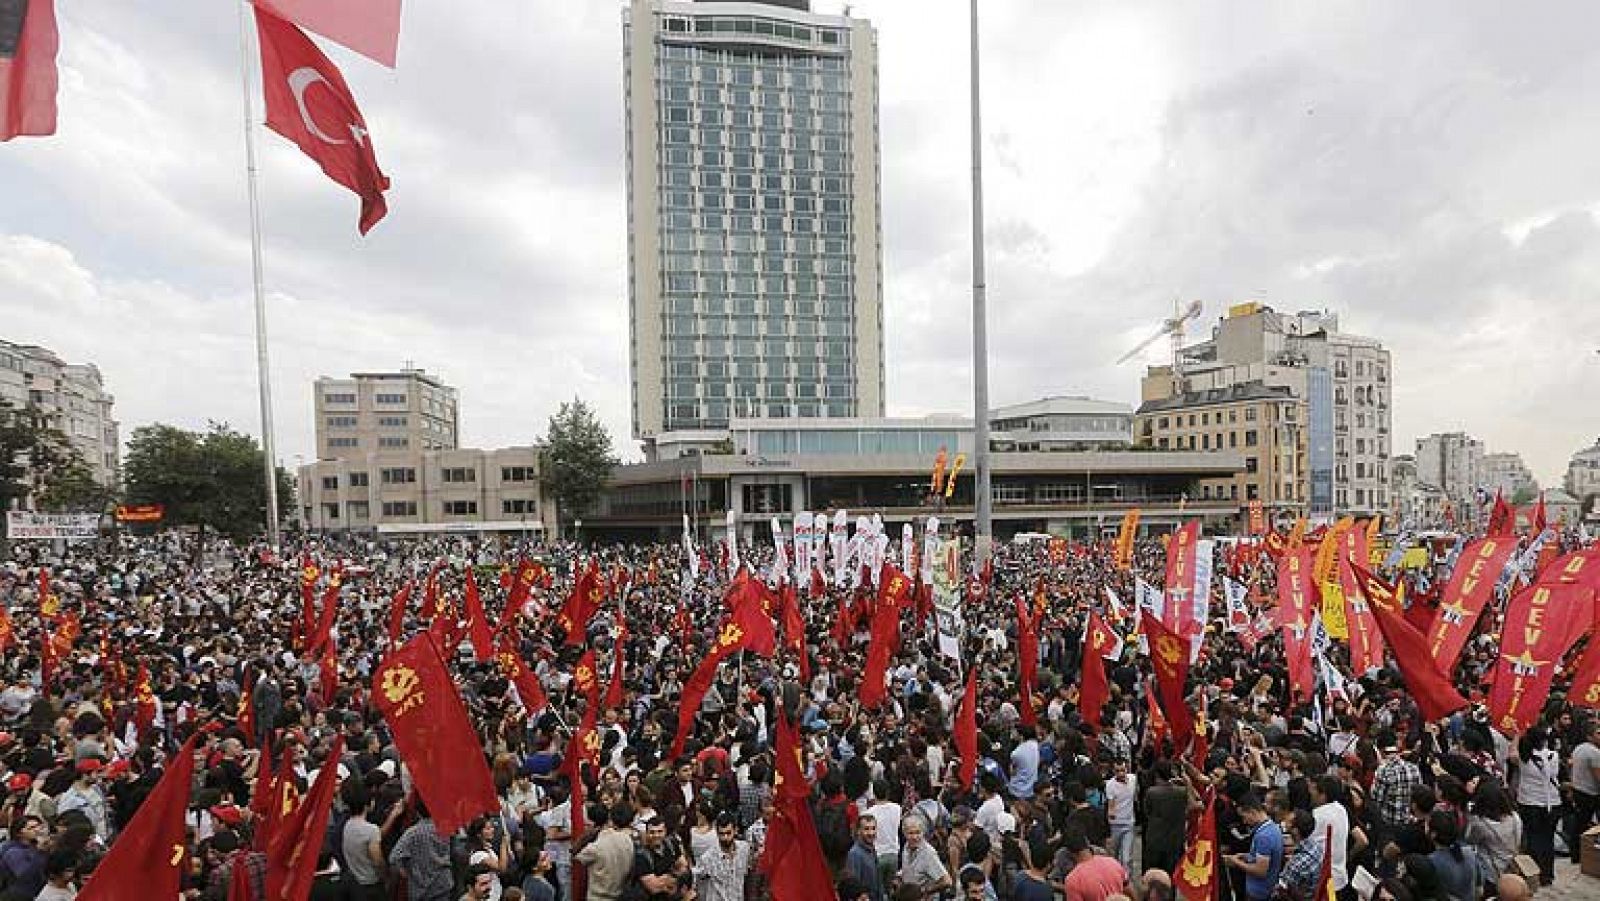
255,7,390,233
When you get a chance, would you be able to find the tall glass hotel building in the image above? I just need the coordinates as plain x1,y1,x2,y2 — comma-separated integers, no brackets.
623,0,885,440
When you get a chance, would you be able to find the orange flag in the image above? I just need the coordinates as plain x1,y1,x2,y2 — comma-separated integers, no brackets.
77,733,200,901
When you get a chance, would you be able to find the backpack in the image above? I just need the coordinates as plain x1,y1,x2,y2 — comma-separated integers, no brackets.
815,797,854,863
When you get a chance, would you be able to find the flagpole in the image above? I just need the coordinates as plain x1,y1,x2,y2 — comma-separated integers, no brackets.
238,0,281,548
968,0,993,566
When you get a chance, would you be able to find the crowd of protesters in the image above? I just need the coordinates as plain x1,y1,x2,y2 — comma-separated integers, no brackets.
0,517,1593,901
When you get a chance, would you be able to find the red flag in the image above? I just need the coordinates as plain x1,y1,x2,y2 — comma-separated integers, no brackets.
236,672,257,747
298,554,320,641
954,668,977,790
557,562,607,646
1531,492,1548,535
1486,563,1594,733
266,736,345,900
1488,490,1514,537
133,663,158,737
317,635,339,705
249,745,292,851
861,565,911,708
255,7,391,234
1313,825,1335,901
500,560,541,634
1146,684,1171,748
573,649,600,710
495,636,548,715
255,0,401,67
1014,593,1040,726
1571,626,1600,710
1163,520,1200,633
1427,536,1517,671
0,0,57,141
1174,794,1219,901
419,559,445,622
0,604,13,653
228,851,254,901
604,616,627,711
306,565,343,658
1141,610,1194,750
386,580,413,647
77,734,199,901
1277,548,1318,704
372,635,498,835
1078,612,1118,730
671,585,777,757
1337,524,1385,675
463,567,494,662
561,715,593,840
1352,565,1469,723
762,710,834,901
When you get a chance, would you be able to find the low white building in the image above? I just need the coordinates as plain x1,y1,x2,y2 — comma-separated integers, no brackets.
296,446,556,535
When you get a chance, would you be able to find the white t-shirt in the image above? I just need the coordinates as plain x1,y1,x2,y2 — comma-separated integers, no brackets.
1313,802,1350,890
1105,775,1138,826
866,801,902,857
1571,741,1600,796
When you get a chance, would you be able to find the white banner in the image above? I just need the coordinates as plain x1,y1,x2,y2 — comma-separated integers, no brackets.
6,512,100,541
1191,539,1215,663
770,518,789,585
933,537,965,661
794,512,814,582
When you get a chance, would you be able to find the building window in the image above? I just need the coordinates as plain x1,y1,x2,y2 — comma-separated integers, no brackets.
1247,484,1259,500
327,436,358,448
1245,457,1258,474
1245,407,1258,421
376,393,407,404
1158,417,1169,429
503,499,536,515
348,472,369,488
441,467,477,484
381,501,417,517
1356,488,1367,506
501,466,536,483
325,416,357,428
1202,412,1209,426
321,476,338,491
347,501,369,519
1245,430,1259,447
377,416,409,428
1157,437,1169,449
380,467,416,485
1229,432,1238,448
378,436,409,449
324,393,356,404
443,500,478,516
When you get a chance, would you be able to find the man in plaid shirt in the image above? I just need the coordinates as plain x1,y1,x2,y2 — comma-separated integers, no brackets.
1368,732,1422,845
1278,811,1326,900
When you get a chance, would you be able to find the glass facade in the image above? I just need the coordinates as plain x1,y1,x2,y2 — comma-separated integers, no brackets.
628,3,877,435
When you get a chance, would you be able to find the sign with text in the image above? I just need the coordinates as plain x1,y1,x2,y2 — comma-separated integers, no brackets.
114,504,165,523
5,512,101,541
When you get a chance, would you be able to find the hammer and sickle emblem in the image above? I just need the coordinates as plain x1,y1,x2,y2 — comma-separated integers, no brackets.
718,623,744,648
890,576,904,595
588,587,603,604
381,665,421,705
1181,839,1213,884
1156,635,1181,666
303,565,318,583
1092,631,1107,651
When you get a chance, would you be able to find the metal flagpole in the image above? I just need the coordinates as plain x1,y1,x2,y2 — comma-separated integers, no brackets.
238,1,281,548
969,0,993,564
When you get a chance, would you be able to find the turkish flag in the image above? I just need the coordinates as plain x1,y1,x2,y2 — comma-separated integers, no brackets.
954,668,977,790
372,635,498,835
255,8,390,234
0,0,57,140
267,736,344,900
1352,565,1469,723
77,734,200,901
255,0,402,68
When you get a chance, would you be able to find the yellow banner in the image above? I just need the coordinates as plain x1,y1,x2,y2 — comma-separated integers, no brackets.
1320,580,1350,640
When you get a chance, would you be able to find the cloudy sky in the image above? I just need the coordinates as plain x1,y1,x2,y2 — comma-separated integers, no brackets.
3,0,1598,485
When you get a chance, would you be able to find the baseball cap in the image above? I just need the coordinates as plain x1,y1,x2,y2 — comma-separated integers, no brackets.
75,758,104,775
6,774,31,792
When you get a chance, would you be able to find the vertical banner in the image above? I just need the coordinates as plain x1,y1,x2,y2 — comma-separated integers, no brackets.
921,517,940,585
1246,500,1266,536
683,515,700,580
831,510,849,587
794,511,814,582
1163,520,1200,632
1426,537,1516,670
901,523,915,573
933,538,965,661
1190,539,1215,663
770,519,790,585
726,510,740,576
1338,523,1383,674
1114,508,1141,571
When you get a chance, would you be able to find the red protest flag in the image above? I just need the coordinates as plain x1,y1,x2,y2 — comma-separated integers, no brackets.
557,562,607,646
372,635,498,835
1276,548,1317,704
255,0,401,67
236,672,256,747
255,7,391,234
954,668,977,790
78,733,200,901
604,615,627,711
1174,793,1219,901
463,567,494,663
298,554,320,637
1145,684,1171,749
1140,609,1194,750
1351,565,1469,723
317,634,339,705
419,559,445,622
1426,536,1517,672
1337,525,1385,675
500,560,541,634
573,649,600,710
0,0,57,141
266,736,345,900
306,564,343,658
386,580,413,647
1313,824,1335,901
133,663,158,737
762,710,834,901
495,636,548,715
1078,612,1120,730
1487,566,1594,734
671,588,777,758
861,565,911,708
1015,592,1040,727
1488,490,1514,537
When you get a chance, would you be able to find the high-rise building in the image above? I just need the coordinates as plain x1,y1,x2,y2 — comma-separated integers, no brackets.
1142,303,1392,518
0,339,120,488
1414,431,1484,519
313,368,459,461
1481,452,1538,501
623,0,885,443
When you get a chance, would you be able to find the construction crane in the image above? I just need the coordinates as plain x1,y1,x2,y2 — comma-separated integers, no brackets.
1116,299,1203,367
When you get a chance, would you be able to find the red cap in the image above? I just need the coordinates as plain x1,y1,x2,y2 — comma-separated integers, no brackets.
104,760,131,778
6,774,31,792
210,804,244,826
75,759,103,775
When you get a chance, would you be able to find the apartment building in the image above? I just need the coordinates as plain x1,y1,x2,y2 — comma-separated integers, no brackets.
1135,381,1305,514
296,446,555,534
0,339,120,487
313,368,459,461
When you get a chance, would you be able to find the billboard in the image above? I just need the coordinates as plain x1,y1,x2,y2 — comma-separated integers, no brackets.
5,512,101,541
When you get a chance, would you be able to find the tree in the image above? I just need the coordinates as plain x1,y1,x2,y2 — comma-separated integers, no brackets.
541,398,617,537
1510,484,1538,507
123,422,294,544
0,398,105,537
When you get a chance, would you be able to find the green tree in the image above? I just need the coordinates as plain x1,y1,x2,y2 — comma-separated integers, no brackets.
1510,484,1538,506
541,398,617,537
123,422,293,544
0,398,104,538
